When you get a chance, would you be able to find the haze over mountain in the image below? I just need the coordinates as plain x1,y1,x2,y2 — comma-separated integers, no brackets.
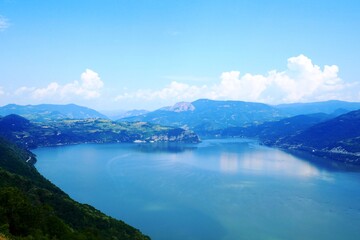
119,99,360,135
275,100,360,116
2,99,360,165
105,109,150,121
0,104,107,121
120,99,285,134
2,1,360,239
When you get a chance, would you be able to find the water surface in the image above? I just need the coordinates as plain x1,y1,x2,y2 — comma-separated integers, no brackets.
34,139,360,240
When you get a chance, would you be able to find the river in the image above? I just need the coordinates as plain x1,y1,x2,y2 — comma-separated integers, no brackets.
34,139,360,240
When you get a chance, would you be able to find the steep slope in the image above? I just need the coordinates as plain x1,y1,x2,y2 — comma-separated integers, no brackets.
0,137,150,240
0,115,200,148
0,103,107,121
215,113,331,141
273,110,360,164
210,110,360,164
282,110,360,149
120,99,285,134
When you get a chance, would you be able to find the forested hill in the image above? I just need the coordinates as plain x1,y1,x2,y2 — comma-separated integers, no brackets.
213,110,360,165
0,114,200,149
0,136,151,240
273,109,360,164
120,99,285,134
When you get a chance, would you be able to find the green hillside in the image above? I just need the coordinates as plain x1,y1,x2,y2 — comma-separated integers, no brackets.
0,114,200,149
121,99,285,134
0,137,150,240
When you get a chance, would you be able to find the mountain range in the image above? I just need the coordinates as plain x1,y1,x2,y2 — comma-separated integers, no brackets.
275,100,360,116
215,110,360,165
119,99,285,134
274,109,360,164
119,98,360,164
1,98,360,238
119,99,360,136
2,99,360,164
0,103,107,121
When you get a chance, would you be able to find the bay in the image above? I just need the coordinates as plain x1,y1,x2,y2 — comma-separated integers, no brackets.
34,139,360,240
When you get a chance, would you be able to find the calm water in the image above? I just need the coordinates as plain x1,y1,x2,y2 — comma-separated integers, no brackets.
34,139,360,240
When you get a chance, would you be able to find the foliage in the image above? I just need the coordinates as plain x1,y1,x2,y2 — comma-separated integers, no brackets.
0,137,150,240
120,99,285,134
210,110,360,165
0,115,200,149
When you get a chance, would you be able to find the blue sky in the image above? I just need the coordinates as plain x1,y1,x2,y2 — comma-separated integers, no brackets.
1,0,360,111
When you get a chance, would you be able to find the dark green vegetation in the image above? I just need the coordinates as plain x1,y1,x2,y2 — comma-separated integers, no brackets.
216,110,360,165
0,104,107,121
0,104,201,240
119,99,360,164
0,114,200,149
0,99,360,239
119,99,360,135
212,113,331,141
120,99,285,135
0,137,150,240
274,109,360,164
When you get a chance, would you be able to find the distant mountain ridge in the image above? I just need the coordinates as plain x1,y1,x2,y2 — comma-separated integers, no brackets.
0,103,107,121
119,99,360,136
120,99,285,134
161,102,195,112
215,110,360,165
279,109,360,153
108,109,149,120
275,100,360,116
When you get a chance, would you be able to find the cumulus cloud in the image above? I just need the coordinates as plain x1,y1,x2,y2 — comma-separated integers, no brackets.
0,15,10,31
115,54,348,105
116,81,207,102
270,55,343,102
16,69,104,101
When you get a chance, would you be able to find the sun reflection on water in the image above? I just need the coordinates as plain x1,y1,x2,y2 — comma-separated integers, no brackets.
218,149,332,180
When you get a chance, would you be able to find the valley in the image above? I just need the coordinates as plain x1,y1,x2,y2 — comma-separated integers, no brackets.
1,99,360,239
1,99,360,165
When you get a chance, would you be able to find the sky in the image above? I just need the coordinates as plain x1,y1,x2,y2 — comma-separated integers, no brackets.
1,0,360,111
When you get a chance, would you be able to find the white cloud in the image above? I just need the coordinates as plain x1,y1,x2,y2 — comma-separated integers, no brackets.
14,86,35,96
115,54,348,105
271,54,343,102
16,69,104,101
81,69,104,90
0,15,10,31
212,71,271,101
115,81,207,102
